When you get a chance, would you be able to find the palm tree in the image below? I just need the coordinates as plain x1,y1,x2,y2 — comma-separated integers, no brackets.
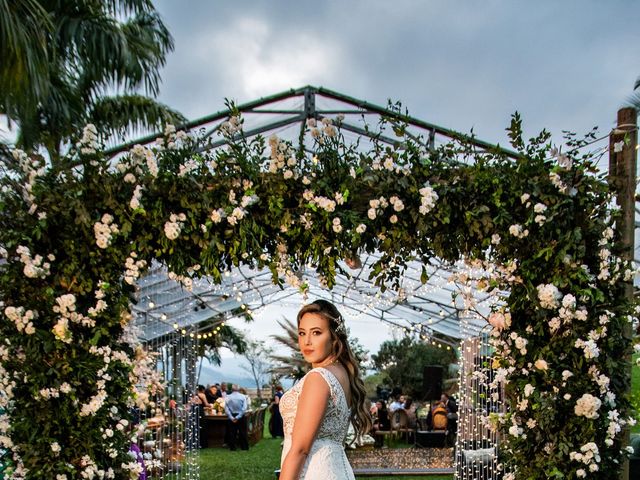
269,317,308,381
1,0,185,161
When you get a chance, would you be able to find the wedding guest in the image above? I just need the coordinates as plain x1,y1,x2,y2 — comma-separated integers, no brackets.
190,385,209,448
389,394,405,412
220,383,228,399
403,396,418,428
372,400,390,448
239,387,251,410
270,385,284,438
205,384,218,404
214,383,223,399
224,384,249,450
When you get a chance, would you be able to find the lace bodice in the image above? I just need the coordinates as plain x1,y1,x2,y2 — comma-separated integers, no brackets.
280,367,355,479
280,367,351,443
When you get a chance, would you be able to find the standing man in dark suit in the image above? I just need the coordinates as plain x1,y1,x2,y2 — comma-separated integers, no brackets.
224,384,249,450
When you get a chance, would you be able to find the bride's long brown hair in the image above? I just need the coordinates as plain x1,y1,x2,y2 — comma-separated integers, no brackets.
297,299,372,438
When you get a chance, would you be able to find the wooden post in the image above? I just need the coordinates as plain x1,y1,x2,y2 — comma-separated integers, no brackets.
609,107,637,480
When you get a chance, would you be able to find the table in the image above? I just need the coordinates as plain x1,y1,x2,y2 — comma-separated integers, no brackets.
202,408,266,448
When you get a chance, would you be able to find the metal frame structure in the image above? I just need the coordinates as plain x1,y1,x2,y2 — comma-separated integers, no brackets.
120,86,523,349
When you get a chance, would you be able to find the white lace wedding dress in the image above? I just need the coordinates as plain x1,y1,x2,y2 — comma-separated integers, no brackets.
280,367,355,479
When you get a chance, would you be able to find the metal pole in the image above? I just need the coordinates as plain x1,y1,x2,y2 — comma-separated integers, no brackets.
609,107,637,480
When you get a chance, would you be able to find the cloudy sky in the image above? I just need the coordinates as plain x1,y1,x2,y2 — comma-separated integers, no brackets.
154,0,640,148
150,0,640,380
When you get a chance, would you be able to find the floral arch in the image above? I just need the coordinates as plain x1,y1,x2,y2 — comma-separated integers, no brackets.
0,86,636,480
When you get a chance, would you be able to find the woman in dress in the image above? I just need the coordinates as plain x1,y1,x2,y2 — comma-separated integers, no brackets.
270,385,285,438
279,300,371,480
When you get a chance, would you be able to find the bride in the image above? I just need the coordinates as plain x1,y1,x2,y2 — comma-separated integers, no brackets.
279,300,371,479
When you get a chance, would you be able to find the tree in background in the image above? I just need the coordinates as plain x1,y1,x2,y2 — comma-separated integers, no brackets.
241,338,273,400
0,0,185,160
269,317,369,382
372,337,456,398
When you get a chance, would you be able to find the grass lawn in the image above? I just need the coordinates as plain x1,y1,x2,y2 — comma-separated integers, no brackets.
197,359,640,478
198,412,453,480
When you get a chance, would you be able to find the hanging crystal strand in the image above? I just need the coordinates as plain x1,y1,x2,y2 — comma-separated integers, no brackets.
184,326,200,479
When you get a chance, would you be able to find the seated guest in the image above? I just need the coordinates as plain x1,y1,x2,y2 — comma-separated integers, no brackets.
372,400,391,448
389,394,405,412
403,396,418,428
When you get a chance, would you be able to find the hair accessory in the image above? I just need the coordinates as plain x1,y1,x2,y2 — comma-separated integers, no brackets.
333,314,346,334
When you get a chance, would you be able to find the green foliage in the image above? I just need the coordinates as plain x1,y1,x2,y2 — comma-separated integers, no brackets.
0,110,635,479
0,0,185,158
372,337,456,398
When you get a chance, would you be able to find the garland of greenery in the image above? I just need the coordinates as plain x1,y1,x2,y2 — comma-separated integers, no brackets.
0,111,635,479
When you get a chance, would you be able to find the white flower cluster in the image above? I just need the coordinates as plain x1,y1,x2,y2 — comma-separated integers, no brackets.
588,365,610,394
119,144,159,178
220,115,242,137
569,442,600,474
307,117,338,143
574,393,601,419
38,387,60,399
87,289,108,319
129,184,144,210
130,346,164,409
596,226,626,284
356,223,367,234
4,306,37,335
16,245,51,279
94,214,119,249
12,149,47,214
488,310,511,331
157,123,186,150
164,212,186,240
268,134,297,178
371,154,411,176
124,252,147,285
367,196,388,220
536,283,562,309
52,317,71,343
533,202,547,225
227,207,246,226
167,271,193,291
241,194,259,208
419,183,438,215
575,338,600,360
77,455,114,480
332,218,342,233
551,147,574,170
77,124,99,155
53,293,95,328
79,389,107,417
302,190,339,214
549,171,576,196
509,223,529,238
389,195,405,212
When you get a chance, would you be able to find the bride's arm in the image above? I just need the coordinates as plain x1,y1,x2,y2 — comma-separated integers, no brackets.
279,372,330,480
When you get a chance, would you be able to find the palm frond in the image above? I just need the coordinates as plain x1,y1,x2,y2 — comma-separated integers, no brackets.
0,0,52,110
625,91,640,114
87,95,186,140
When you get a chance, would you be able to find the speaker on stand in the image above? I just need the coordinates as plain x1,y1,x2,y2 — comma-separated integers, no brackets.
423,365,443,401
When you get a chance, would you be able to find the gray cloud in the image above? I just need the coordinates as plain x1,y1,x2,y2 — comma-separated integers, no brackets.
155,0,640,146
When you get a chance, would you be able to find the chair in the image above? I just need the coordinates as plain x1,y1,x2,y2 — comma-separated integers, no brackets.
390,409,413,443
